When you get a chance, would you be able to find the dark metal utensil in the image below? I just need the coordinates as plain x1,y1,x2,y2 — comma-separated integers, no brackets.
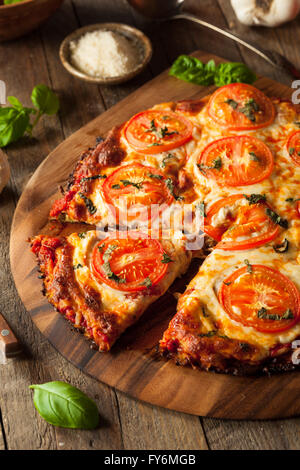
127,0,300,79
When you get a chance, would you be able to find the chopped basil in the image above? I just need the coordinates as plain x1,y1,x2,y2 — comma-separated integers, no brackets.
273,238,289,253
197,157,222,173
147,142,161,148
239,98,259,122
73,263,83,270
286,197,300,203
201,306,209,318
197,201,206,217
78,193,97,215
289,147,295,155
161,253,174,264
223,281,232,286
78,232,87,239
257,307,294,321
249,151,261,162
112,184,121,189
266,208,288,229
198,331,216,338
225,98,238,109
243,193,266,205
294,121,300,127
120,179,143,190
103,244,117,263
244,259,253,273
141,277,152,288
102,261,126,284
97,243,105,252
81,174,106,182
148,173,163,180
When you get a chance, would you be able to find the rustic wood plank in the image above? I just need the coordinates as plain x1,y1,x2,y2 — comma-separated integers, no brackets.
116,393,208,450
202,418,300,450
0,0,123,450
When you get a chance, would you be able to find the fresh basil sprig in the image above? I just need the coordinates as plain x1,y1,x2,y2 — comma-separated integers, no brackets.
29,381,99,429
0,84,59,147
169,55,256,87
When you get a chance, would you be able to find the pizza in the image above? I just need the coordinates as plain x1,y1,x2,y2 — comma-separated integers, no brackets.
31,230,191,351
31,81,300,374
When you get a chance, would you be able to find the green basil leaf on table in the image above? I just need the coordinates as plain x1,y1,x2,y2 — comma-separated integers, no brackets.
169,55,256,87
0,107,31,147
169,55,216,86
31,84,60,115
29,381,99,429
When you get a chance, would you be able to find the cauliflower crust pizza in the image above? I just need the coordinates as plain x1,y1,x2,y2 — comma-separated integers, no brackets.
31,82,300,374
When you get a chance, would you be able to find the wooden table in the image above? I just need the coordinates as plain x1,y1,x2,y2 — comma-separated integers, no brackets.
1,0,300,451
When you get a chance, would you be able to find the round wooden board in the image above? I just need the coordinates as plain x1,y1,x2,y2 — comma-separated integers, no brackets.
10,51,300,419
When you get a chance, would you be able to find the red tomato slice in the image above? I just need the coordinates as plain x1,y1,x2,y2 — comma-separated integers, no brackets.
92,232,168,292
287,130,300,166
124,110,193,154
198,135,274,187
208,83,275,131
219,265,300,333
204,194,279,250
102,163,174,223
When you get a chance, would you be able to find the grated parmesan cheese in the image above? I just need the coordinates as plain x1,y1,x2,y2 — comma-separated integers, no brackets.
70,30,140,78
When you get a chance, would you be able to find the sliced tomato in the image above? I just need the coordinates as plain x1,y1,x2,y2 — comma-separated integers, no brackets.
198,135,274,187
204,194,279,250
102,163,174,223
287,130,300,166
219,265,300,333
208,83,275,131
124,110,193,154
92,232,168,292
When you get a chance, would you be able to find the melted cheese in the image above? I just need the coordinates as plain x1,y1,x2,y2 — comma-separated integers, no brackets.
183,245,300,359
68,230,191,316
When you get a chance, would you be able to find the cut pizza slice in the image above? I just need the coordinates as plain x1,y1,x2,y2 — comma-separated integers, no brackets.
31,229,192,351
50,106,201,227
160,245,300,373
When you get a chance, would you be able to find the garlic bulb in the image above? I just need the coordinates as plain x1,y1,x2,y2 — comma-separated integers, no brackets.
231,0,300,27
0,151,10,194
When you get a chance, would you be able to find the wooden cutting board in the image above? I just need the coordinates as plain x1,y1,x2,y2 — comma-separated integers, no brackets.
10,51,300,420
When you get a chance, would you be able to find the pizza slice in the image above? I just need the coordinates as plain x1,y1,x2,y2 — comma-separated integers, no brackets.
31,229,192,351
50,105,201,227
160,245,300,374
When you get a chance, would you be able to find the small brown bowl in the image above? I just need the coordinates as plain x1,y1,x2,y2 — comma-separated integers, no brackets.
59,23,153,85
0,0,65,42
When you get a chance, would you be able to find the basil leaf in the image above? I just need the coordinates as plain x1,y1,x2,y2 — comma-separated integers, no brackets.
169,55,216,86
31,84,60,115
169,55,256,88
0,107,30,147
29,381,99,429
214,62,257,87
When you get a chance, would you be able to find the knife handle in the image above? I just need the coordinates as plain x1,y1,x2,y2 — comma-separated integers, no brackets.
0,313,22,358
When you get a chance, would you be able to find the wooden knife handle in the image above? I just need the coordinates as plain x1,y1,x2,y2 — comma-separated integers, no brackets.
0,313,22,358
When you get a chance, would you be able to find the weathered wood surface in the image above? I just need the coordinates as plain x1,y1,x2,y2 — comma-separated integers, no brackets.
1,0,300,450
